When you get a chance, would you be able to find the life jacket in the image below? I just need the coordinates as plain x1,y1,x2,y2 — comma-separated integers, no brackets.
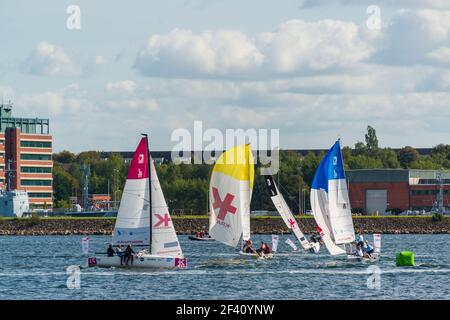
262,243,271,253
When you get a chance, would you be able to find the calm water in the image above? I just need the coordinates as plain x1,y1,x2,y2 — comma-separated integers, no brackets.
0,234,448,300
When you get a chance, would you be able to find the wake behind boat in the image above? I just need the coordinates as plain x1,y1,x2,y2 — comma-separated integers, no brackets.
88,135,187,269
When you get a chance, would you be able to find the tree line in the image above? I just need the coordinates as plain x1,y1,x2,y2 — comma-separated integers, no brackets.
52,127,450,213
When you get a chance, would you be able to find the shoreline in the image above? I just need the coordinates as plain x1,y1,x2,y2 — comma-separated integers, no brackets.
0,216,448,236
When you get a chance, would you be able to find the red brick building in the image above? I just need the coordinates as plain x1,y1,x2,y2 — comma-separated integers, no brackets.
0,104,52,208
347,169,450,214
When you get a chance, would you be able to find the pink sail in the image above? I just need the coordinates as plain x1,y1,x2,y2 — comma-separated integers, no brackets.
127,137,149,180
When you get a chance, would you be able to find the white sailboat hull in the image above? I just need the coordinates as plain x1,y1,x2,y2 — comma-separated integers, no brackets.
346,253,380,263
88,254,187,269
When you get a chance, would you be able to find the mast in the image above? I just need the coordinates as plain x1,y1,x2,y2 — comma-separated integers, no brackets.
142,133,152,251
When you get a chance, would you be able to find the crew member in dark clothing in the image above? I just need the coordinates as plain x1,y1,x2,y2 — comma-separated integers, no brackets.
242,239,256,253
125,245,135,265
310,232,324,245
256,242,271,256
107,244,115,257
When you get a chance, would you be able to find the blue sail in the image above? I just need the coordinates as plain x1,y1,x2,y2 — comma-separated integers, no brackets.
310,140,355,255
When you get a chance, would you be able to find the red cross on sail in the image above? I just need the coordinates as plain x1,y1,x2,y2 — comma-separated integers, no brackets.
212,187,237,221
288,218,296,229
208,144,254,248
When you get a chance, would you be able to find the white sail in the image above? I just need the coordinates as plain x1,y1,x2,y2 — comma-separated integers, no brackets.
310,140,355,255
150,158,183,258
373,234,381,253
264,175,312,250
209,144,254,247
112,138,151,246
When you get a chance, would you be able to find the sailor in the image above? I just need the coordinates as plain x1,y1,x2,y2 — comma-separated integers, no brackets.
256,241,271,256
107,244,115,257
115,245,125,265
242,239,255,253
200,225,208,238
311,232,323,244
364,240,374,257
355,243,364,257
356,234,364,247
125,244,135,265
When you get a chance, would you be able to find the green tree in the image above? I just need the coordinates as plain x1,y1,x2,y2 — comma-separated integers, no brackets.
379,148,400,168
300,151,323,186
53,150,76,163
364,125,379,157
354,141,366,156
398,146,419,168
53,164,77,205
409,158,442,170
347,155,383,169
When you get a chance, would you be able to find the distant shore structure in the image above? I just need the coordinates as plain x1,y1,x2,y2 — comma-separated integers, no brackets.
347,169,450,215
0,103,52,209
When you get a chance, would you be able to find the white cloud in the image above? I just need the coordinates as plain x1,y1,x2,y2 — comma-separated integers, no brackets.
299,0,450,9
106,80,137,94
427,47,450,64
22,41,81,76
258,20,373,73
135,29,264,77
134,19,372,78
372,10,450,65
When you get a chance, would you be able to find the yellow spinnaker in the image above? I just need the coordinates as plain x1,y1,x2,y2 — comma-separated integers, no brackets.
212,144,254,188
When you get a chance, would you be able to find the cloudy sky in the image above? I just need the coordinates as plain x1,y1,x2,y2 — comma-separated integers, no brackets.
1,0,449,152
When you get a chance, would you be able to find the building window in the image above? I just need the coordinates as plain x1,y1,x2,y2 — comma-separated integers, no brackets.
21,141,52,148
411,190,439,196
20,154,52,161
28,192,53,198
21,179,52,186
21,167,52,173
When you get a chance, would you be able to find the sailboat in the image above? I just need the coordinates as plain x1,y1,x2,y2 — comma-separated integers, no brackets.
264,175,320,253
208,144,273,259
88,135,187,269
310,140,379,262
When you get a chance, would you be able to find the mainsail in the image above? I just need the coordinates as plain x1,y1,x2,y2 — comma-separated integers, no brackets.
112,136,183,258
112,137,150,246
209,144,254,247
310,140,355,255
264,175,312,250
